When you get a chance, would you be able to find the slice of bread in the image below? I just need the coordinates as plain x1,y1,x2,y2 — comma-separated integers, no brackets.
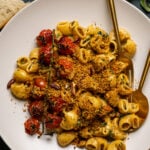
0,0,26,29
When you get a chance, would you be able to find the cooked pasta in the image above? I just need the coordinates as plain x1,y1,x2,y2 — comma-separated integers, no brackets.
13,68,30,82
57,21,72,35
7,20,140,150
29,48,40,60
25,59,39,73
60,105,79,130
109,28,136,58
107,140,126,150
118,99,139,114
17,56,30,70
10,82,31,99
57,132,77,147
119,114,141,132
72,25,86,39
86,137,108,150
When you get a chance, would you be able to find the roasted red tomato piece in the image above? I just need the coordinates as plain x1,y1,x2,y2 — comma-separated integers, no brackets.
29,77,47,100
45,113,62,129
57,57,74,78
24,117,40,135
50,96,66,113
36,29,53,46
58,58,73,70
34,77,47,88
28,100,44,118
39,44,52,66
58,36,77,55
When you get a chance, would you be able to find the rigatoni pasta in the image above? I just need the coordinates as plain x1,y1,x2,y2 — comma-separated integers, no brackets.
8,20,141,150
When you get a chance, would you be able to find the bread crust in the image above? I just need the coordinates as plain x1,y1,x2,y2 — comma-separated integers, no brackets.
0,0,26,29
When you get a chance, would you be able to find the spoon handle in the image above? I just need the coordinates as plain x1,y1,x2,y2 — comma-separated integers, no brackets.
138,49,150,90
107,0,122,54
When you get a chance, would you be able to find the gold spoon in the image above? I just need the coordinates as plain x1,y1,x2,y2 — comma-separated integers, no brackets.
132,49,149,120
107,0,134,86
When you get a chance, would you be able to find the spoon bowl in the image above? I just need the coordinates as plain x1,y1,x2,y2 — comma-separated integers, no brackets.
132,90,149,119
132,50,150,121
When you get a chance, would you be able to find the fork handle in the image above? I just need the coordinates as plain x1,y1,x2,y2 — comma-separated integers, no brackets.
107,0,122,54
138,49,150,90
